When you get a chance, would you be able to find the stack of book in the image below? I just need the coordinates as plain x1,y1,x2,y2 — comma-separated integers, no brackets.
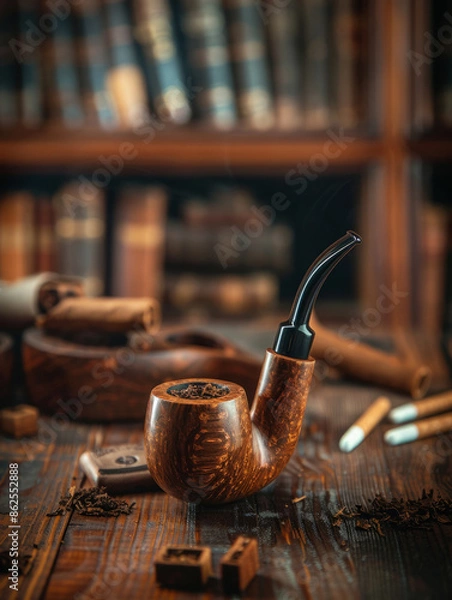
0,0,369,132
0,182,290,317
0,183,168,300
164,186,293,317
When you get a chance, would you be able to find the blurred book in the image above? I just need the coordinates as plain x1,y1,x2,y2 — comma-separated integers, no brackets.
166,221,293,272
181,186,255,227
133,0,191,124
267,0,303,129
45,8,84,128
34,196,56,273
301,0,331,130
103,0,150,127
0,3,19,127
74,0,118,128
223,0,274,129
181,0,237,128
112,185,168,299
164,272,278,317
0,192,35,281
17,0,43,127
53,181,106,296
332,0,364,129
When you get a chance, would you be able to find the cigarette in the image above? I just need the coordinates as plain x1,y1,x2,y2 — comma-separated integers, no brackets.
385,412,452,445
339,396,391,452
389,390,452,424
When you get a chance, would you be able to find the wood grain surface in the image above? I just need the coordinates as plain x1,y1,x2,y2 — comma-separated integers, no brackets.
1,378,451,599
0,423,95,600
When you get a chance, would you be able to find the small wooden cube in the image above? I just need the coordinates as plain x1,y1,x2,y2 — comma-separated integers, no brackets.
221,536,259,593
154,545,212,590
0,405,39,438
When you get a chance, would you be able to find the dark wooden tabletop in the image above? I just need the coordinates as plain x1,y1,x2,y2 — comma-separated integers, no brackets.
1,376,452,600
1,322,452,600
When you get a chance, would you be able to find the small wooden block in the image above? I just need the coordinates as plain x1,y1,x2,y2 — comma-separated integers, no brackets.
0,404,39,438
154,545,212,590
221,536,259,593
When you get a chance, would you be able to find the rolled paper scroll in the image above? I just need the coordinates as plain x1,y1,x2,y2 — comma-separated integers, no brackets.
0,273,84,330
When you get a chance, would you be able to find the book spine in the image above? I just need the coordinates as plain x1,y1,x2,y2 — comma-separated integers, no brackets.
164,272,278,316
112,186,167,299
181,0,236,128
34,196,56,273
17,0,43,127
103,0,150,127
48,10,85,127
332,0,361,129
266,0,303,129
300,0,331,130
223,0,274,129
53,182,106,296
0,4,18,127
0,192,35,281
74,0,118,128
166,222,293,272
133,0,191,124
181,186,254,227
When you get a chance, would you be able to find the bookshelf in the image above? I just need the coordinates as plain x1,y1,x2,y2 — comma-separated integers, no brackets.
0,0,451,330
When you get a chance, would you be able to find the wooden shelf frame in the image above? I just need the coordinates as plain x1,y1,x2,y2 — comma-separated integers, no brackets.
0,131,385,174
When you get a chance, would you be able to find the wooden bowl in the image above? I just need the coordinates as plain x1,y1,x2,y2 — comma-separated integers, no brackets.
22,328,262,422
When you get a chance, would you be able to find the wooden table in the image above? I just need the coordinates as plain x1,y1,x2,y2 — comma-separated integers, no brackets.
1,379,452,600
1,320,452,600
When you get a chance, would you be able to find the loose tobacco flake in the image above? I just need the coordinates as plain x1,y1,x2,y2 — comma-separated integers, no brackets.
47,486,135,517
169,383,228,399
332,490,452,535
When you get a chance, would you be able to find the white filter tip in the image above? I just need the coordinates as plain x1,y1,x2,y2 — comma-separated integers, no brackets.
388,404,418,424
384,424,419,446
339,425,365,453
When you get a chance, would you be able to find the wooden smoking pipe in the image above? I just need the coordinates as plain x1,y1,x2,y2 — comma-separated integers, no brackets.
145,231,361,504
310,314,431,399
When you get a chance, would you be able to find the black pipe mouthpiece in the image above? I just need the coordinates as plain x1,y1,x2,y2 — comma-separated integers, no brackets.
273,230,362,360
